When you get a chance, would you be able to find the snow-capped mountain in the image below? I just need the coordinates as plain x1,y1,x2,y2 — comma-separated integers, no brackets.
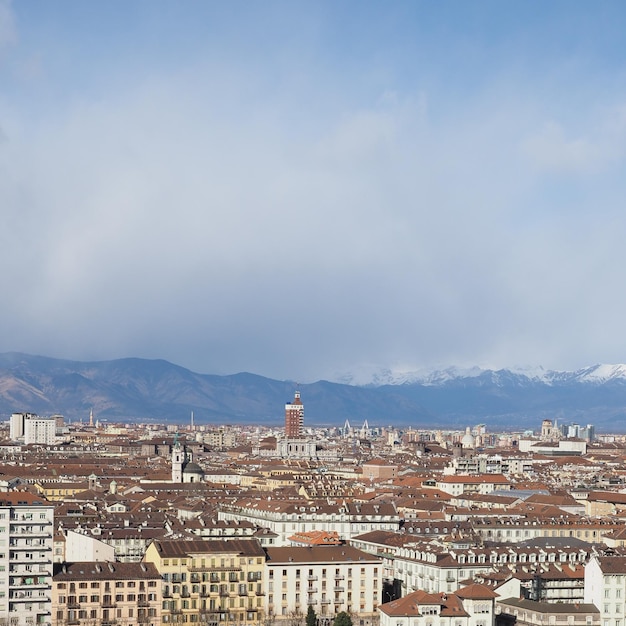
331,363,626,387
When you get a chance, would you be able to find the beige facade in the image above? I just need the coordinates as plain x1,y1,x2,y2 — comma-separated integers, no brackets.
143,539,266,626
52,561,162,626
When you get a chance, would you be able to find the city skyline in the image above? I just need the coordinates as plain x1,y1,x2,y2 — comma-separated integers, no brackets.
2,1,626,382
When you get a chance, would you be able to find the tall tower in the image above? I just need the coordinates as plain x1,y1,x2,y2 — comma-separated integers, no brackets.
285,390,304,439
171,436,185,483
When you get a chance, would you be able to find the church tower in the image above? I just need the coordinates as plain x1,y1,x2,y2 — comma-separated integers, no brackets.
285,390,304,438
171,436,185,483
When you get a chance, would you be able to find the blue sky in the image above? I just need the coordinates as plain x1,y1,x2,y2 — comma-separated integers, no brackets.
2,0,626,381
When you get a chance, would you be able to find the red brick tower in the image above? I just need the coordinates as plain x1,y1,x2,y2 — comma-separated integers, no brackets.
285,390,304,438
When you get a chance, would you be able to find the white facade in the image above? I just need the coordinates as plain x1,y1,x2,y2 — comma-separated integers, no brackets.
64,529,116,563
265,545,382,623
584,555,626,626
0,496,54,626
379,586,496,626
24,417,56,445
9,413,34,441
219,501,399,546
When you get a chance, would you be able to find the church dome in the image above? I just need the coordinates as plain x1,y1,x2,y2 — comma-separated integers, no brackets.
183,462,204,476
461,427,474,449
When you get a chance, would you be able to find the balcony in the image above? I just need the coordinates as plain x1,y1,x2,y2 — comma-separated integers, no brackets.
334,587,345,593
10,593,49,602
334,575,345,581
9,579,49,589
308,575,318,581
189,566,241,573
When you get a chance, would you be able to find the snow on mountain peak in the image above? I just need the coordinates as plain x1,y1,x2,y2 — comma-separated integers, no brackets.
329,363,626,387
572,363,626,383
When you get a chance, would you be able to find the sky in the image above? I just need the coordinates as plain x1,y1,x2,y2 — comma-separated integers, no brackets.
2,1,626,382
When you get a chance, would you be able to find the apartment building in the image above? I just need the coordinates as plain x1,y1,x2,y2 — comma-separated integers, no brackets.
584,555,626,626
469,517,620,545
265,545,382,625
218,500,399,546
351,532,593,596
143,539,266,626
0,492,54,626
496,598,600,626
51,561,161,626
435,475,512,496
379,584,496,626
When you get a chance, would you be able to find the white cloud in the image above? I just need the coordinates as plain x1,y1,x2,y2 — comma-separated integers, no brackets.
521,120,623,174
0,0,16,50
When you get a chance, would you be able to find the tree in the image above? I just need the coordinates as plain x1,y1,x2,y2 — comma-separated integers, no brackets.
333,612,353,626
306,605,317,626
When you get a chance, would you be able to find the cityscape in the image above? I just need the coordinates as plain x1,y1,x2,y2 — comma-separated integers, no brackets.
3,3,626,626
1,391,625,626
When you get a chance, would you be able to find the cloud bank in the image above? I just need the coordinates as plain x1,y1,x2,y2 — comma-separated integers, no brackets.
2,1,626,381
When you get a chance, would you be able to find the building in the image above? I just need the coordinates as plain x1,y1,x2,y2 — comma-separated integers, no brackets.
24,417,57,446
379,584,496,626
0,492,54,626
362,459,398,482
584,554,626,626
435,475,512,496
9,412,33,441
265,545,382,624
143,538,266,626
219,500,400,546
496,597,599,626
285,391,304,439
171,437,205,483
64,529,116,563
52,561,162,626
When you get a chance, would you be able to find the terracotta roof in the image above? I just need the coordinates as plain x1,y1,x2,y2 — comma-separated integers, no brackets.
455,583,498,599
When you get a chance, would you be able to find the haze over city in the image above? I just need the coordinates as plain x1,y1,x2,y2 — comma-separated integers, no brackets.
2,1,626,382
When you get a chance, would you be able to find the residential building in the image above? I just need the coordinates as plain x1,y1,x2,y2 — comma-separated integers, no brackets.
24,417,56,446
379,584,496,626
0,492,54,626
584,554,626,626
219,500,399,546
51,561,162,626
265,545,382,624
143,538,266,626
495,597,599,626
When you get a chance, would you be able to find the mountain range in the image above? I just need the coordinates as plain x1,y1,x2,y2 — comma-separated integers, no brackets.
0,352,625,431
